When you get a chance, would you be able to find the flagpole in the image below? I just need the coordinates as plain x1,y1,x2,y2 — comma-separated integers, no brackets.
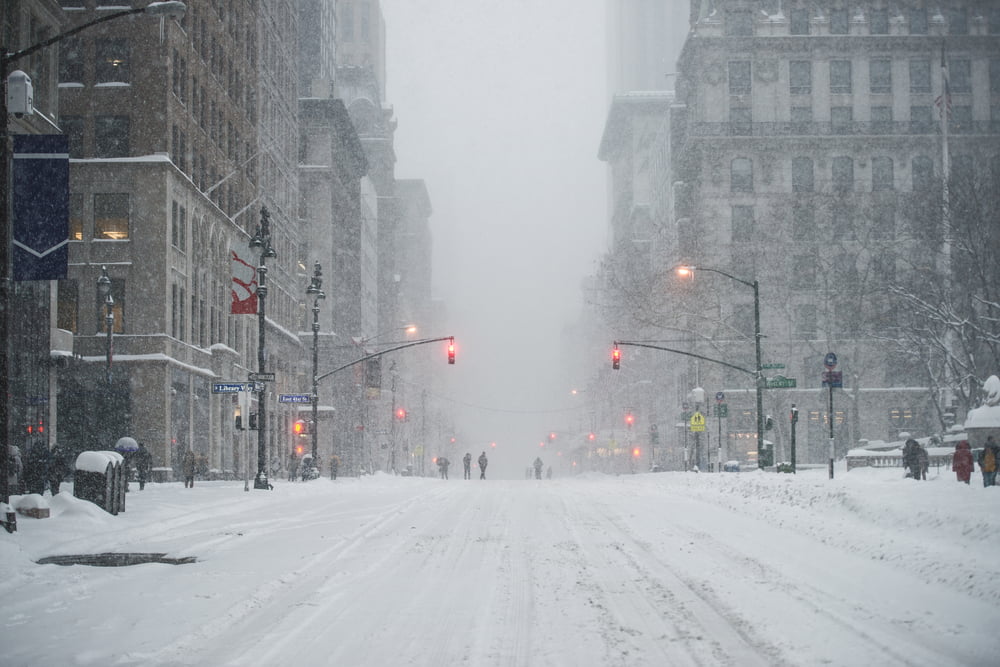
939,44,951,277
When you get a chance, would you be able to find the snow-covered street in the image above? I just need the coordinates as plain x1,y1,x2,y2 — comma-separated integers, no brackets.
2,467,998,666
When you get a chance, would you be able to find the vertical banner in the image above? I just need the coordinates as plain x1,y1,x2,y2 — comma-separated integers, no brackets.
364,358,382,399
12,135,69,281
230,240,257,314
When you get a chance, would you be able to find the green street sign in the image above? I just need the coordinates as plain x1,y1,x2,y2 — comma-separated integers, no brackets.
764,376,797,389
762,363,785,369
715,404,728,418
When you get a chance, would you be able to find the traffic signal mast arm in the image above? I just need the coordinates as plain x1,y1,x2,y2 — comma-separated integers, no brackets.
613,340,756,378
316,336,455,384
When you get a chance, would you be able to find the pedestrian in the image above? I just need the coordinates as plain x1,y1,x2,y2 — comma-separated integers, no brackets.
952,440,974,484
134,443,153,490
437,456,450,480
533,457,543,480
977,436,999,487
463,452,472,480
288,450,300,482
902,439,921,480
546,466,553,480
24,440,48,495
48,443,70,495
330,454,339,480
182,447,196,488
478,451,488,480
917,443,929,480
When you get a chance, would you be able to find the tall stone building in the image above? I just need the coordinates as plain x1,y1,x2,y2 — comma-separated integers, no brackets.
597,0,1000,468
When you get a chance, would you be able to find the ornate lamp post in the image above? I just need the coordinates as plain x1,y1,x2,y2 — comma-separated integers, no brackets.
249,208,275,490
677,266,765,469
306,262,324,473
97,265,114,383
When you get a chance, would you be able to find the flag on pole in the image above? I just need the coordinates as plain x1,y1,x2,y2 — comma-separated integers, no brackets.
230,240,258,314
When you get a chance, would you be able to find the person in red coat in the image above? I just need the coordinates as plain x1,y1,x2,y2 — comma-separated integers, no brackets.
952,440,974,484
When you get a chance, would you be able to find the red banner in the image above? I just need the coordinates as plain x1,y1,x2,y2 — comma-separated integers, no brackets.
231,242,257,314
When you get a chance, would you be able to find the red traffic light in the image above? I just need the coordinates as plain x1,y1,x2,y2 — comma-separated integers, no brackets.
447,340,456,365
625,413,635,426
396,408,407,420
612,347,621,370
632,447,641,458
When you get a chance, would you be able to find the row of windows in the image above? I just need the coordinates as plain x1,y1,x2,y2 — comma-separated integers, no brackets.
731,58,993,96
726,5,997,37
729,154,997,194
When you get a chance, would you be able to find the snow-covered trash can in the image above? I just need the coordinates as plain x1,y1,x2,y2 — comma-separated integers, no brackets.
73,451,125,515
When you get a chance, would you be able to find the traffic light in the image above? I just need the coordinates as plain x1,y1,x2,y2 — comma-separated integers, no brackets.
395,408,407,420
447,340,456,365
632,447,641,458
293,419,307,435
248,413,259,430
625,412,635,427
612,346,621,370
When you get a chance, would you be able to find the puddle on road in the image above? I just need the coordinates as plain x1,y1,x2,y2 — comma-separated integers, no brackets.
37,553,197,567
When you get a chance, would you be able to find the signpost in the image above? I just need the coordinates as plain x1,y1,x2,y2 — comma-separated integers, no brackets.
764,375,797,389
279,394,312,404
714,392,725,471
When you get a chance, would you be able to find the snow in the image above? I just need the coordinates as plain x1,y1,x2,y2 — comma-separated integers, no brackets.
1,467,998,666
74,450,123,473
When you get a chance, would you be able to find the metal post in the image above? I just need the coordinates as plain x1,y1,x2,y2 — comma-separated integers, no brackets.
790,404,798,473
0,55,12,517
307,262,323,471
753,279,765,469
251,207,274,490
828,382,835,480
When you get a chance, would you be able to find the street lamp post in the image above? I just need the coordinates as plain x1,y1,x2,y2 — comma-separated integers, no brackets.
250,207,276,490
97,265,114,383
678,266,765,469
0,1,187,524
306,262,324,475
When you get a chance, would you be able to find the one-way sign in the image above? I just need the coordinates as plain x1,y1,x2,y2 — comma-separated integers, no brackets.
249,372,276,382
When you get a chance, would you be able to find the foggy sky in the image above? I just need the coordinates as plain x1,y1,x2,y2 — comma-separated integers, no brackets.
381,0,608,473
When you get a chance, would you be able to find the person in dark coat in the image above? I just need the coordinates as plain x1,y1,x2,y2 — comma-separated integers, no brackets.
916,444,929,480
462,452,472,479
478,451,488,480
901,439,922,480
952,440,974,484
24,441,48,495
134,443,153,490
182,448,196,488
977,436,999,487
533,457,544,480
437,456,450,480
47,443,70,495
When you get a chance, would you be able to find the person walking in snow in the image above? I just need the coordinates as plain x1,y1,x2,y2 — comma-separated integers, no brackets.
134,443,153,490
182,447,196,488
533,457,544,480
463,452,472,479
952,440,974,484
916,443,929,480
902,439,922,480
288,450,300,482
478,451,488,480
437,456,450,480
977,436,999,487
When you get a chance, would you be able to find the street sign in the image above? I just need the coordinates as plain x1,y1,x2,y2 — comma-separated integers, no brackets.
715,391,725,402
249,372,276,382
689,411,706,432
212,382,246,394
764,376,797,389
279,394,313,404
762,363,785,369
824,352,838,369
821,371,843,388
715,404,729,418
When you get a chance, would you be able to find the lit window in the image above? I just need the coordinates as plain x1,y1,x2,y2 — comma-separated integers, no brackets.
96,39,129,84
94,193,129,240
